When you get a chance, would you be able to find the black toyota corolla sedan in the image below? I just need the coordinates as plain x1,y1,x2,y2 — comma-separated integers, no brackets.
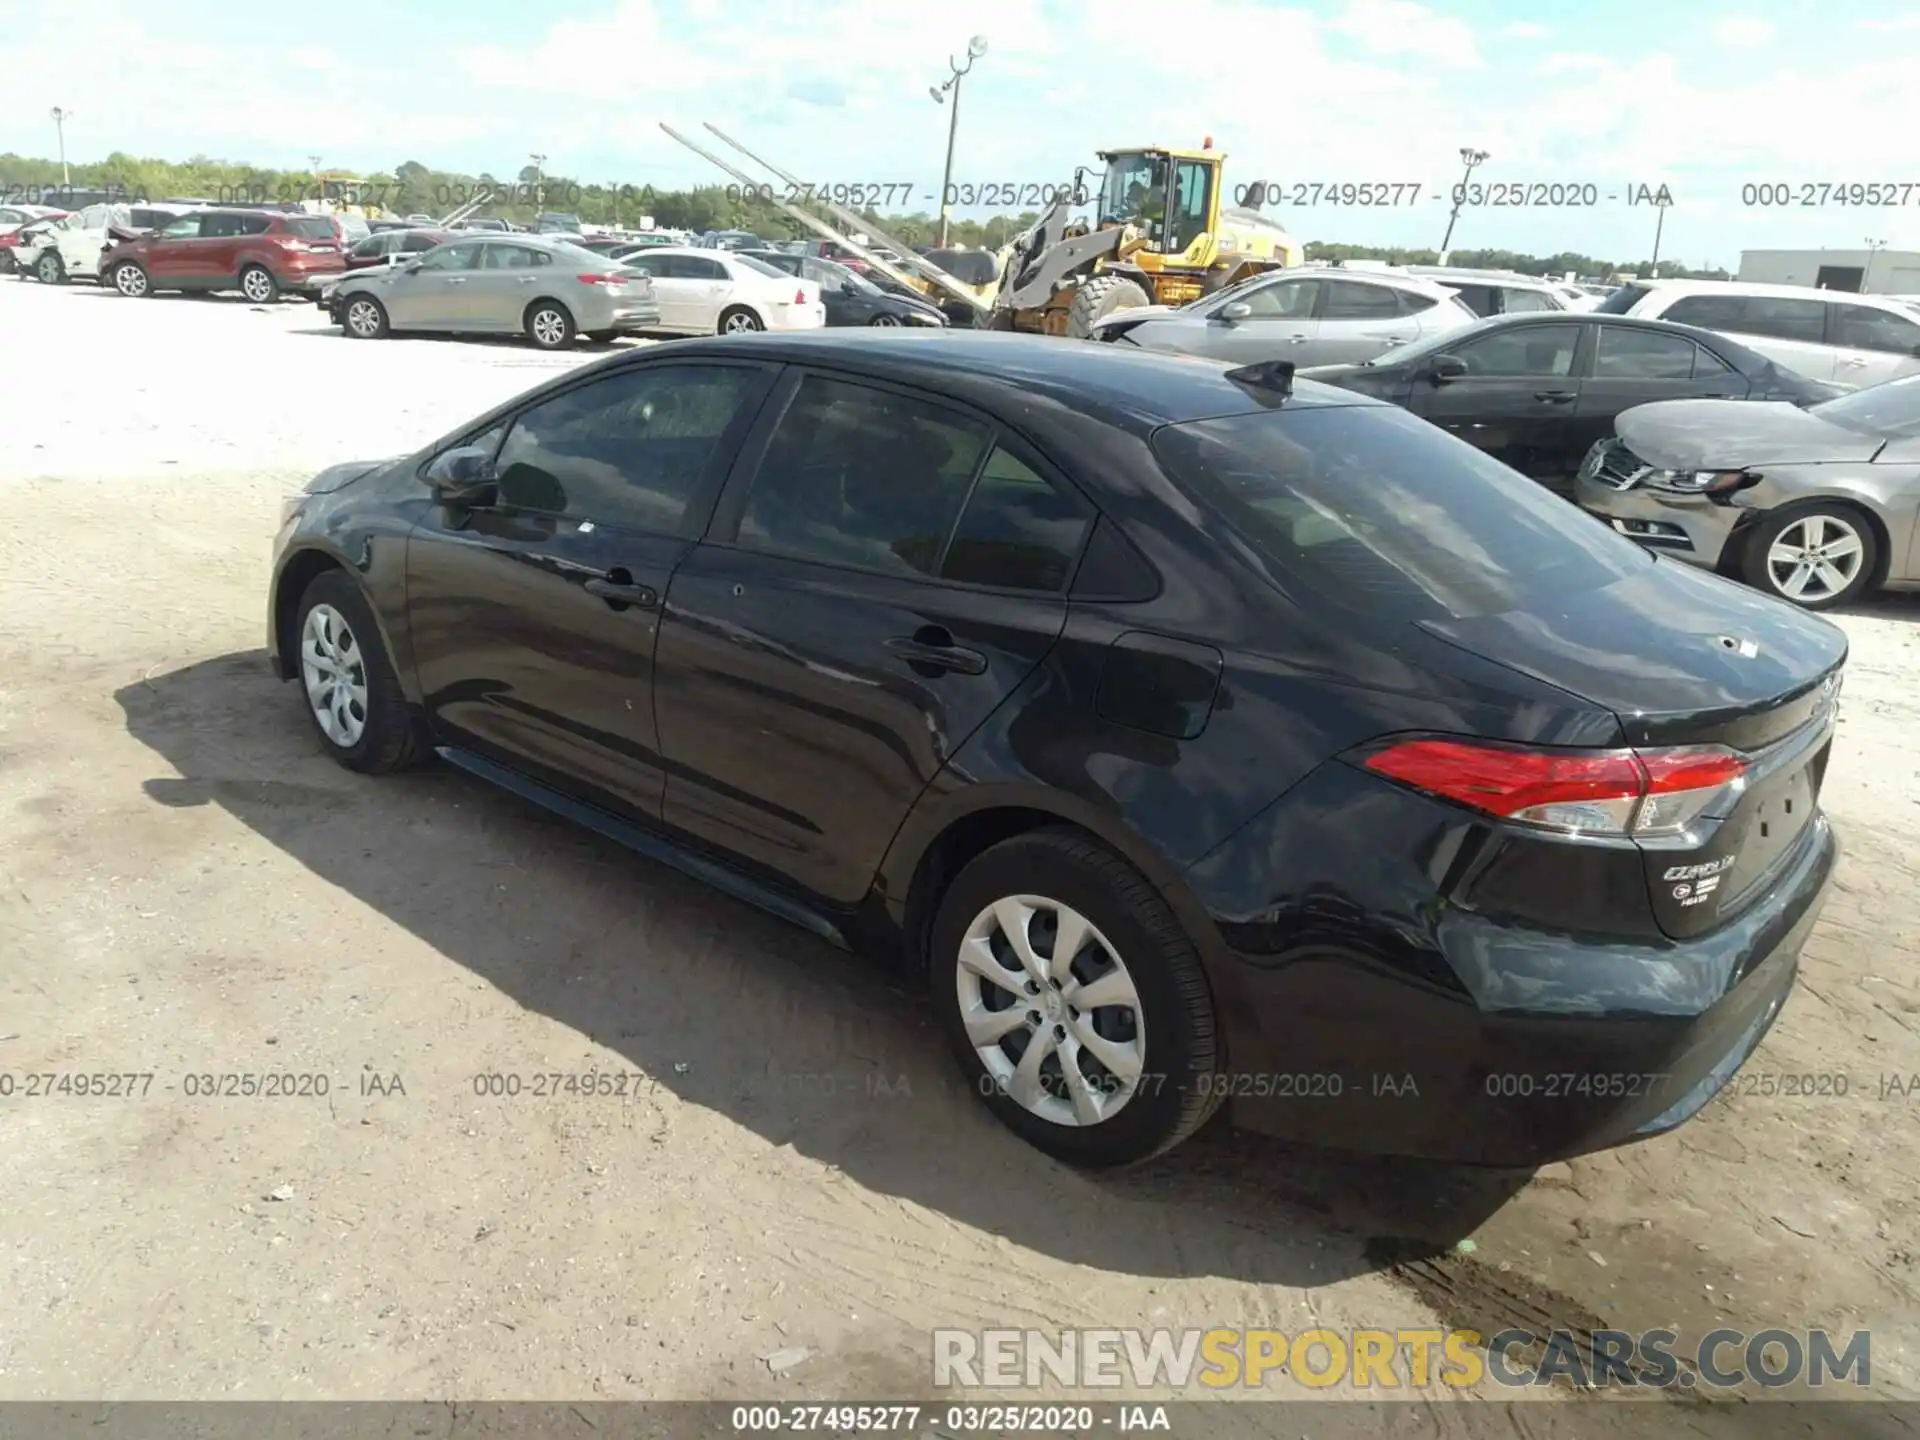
268,331,1843,1169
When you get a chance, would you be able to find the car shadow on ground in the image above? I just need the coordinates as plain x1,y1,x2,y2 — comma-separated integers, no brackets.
115,650,1534,1291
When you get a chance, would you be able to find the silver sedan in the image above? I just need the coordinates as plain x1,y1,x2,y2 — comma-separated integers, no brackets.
323,235,661,350
1575,372,1920,609
1086,268,1478,366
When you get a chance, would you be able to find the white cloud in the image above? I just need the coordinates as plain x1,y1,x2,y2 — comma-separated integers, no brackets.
1711,16,1778,47
1326,0,1482,67
1503,22,1549,39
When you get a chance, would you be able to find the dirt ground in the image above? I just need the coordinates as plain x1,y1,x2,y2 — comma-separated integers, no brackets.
2,276,1917,1417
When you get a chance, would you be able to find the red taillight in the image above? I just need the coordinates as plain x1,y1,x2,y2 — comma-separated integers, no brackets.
576,273,618,285
1363,738,1746,837
795,288,807,303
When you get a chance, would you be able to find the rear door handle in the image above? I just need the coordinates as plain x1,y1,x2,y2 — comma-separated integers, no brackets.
1839,357,1867,367
585,577,658,608
885,633,986,675
1534,390,1576,403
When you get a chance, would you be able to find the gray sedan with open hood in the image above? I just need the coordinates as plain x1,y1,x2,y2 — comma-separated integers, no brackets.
1575,372,1920,609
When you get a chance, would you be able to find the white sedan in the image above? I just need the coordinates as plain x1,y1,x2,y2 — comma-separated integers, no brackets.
614,246,825,335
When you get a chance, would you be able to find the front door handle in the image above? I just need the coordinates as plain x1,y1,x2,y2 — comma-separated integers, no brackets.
1534,390,1576,403
585,576,658,608
1839,357,1867,368
518,275,539,283
886,631,986,675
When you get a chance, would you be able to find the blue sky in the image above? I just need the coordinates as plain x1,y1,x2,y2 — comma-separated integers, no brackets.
6,0,1920,265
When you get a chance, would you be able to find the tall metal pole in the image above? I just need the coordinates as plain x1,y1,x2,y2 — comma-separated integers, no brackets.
50,107,71,188
1650,198,1669,274
308,154,323,207
931,37,987,249
530,153,547,212
1439,147,1488,254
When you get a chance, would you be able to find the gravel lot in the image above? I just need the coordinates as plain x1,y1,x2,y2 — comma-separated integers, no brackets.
2,275,1918,1412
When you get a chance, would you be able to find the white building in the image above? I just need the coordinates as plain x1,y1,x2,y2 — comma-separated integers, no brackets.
1738,247,1920,295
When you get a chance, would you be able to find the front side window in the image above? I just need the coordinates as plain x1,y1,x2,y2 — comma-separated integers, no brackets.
1165,160,1213,252
1098,153,1167,228
737,376,991,579
491,365,764,532
157,216,204,239
1234,277,1319,319
1498,287,1558,313
1450,323,1582,376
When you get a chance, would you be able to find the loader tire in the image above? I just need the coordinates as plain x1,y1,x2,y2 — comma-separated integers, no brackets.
1065,275,1151,341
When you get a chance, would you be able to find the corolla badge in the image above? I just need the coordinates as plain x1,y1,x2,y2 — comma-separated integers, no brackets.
1716,634,1760,658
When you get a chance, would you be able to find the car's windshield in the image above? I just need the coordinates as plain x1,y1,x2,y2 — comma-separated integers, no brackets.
1809,373,1920,438
1151,405,1648,621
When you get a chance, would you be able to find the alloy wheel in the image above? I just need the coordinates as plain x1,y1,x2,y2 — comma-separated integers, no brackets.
531,308,567,347
300,603,370,749
722,311,761,334
346,299,382,338
242,269,275,303
1765,514,1865,603
955,895,1147,1128
115,265,146,297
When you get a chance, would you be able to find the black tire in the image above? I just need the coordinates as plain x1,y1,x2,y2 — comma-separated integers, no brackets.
1065,274,1151,340
34,251,65,285
291,570,428,774
584,329,618,343
240,265,280,304
0,252,15,275
112,261,149,298
717,305,763,335
341,294,390,339
525,300,576,349
1739,503,1878,610
869,313,903,327
930,827,1221,1167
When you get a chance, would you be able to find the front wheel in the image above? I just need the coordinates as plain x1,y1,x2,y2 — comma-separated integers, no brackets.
35,251,65,285
240,265,280,303
341,295,389,339
1741,504,1877,610
1064,274,1151,340
293,571,427,773
931,828,1221,1167
112,262,149,297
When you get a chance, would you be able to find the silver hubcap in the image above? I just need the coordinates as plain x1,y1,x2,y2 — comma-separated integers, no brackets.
347,300,381,337
1767,515,1864,602
723,312,758,333
243,270,272,301
957,896,1146,1127
117,267,145,296
532,309,566,345
300,604,369,748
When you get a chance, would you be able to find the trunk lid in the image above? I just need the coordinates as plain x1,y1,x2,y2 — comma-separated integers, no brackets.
1421,556,1845,939
1616,399,1883,471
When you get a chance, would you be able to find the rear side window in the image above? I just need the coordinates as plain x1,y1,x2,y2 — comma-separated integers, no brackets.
941,450,1092,592
1395,289,1439,315
1831,303,1920,356
492,365,764,532
1446,285,1497,317
1150,406,1648,621
1592,327,1699,379
1498,287,1557,313
737,376,990,578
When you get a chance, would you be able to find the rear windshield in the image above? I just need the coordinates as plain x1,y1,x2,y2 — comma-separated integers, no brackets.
1150,406,1649,621
733,254,789,279
1594,283,1653,314
287,216,338,239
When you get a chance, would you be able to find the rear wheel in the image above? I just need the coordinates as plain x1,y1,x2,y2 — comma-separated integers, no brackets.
35,251,65,285
525,300,575,349
112,262,149,297
240,265,279,303
869,313,902,327
931,828,1221,1167
1065,274,1151,340
718,305,763,335
342,295,389,339
1741,504,1877,610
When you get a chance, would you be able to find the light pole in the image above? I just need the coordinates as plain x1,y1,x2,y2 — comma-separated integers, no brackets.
529,153,547,211
308,154,323,207
50,107,71,188
930,36,988,248
1866,236,1888,291
1438,147,1488,255
1649,193,1673,275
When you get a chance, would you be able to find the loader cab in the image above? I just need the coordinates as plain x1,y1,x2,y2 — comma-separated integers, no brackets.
1094,147,1220,259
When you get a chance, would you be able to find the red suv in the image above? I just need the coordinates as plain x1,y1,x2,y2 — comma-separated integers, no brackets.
101,207,344,302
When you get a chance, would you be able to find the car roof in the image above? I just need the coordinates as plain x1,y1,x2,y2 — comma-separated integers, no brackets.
639,330,1382,433
1284,267,1460,300
1439,310,1776,365
1630,278,1912,309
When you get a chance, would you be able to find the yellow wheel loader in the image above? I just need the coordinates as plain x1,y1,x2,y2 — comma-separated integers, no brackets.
659,126,1302,340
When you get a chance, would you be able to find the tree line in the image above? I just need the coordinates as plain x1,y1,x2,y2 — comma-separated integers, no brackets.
0,151,1729,277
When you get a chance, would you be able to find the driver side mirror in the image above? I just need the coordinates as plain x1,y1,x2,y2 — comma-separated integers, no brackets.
1219,301,1252,323
423,445,496,505
1429,354,1469,383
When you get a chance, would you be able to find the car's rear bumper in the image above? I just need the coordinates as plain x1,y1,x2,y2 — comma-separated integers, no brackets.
767,304,828,331
1573,473,1741,570
1184,769,1838,1166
